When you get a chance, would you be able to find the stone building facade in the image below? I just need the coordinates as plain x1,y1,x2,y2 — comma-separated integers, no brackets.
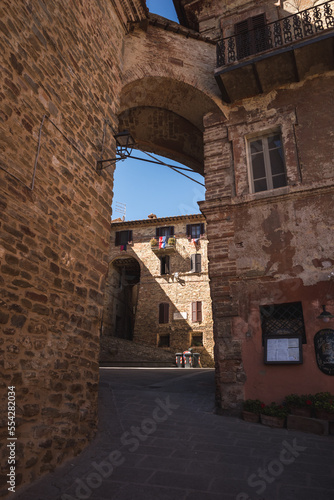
176,0,334,409
103,214,214,364
1,0,334,494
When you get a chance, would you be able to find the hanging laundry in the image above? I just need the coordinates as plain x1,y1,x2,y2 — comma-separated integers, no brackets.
120,244,127,251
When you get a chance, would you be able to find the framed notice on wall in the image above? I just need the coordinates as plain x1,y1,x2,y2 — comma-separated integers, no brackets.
264,335,303,364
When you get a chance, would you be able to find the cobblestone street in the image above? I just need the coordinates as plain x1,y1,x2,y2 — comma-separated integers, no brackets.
13,368,334,500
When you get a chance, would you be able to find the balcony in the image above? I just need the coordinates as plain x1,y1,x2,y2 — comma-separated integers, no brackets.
150,237,177,254
215,1,334,103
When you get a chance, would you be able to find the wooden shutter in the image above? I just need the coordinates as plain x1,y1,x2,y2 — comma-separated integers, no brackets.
156,227,161,237
192,301,202,321
200,223,205,236
195,254,201,273
127,230,133,243
115,231,121,246
186,224,192,238
235,14,266,58
159,303,164,323
197,301,202,322
192,302,197,321
169,226,174,236
191,254,201,272
165,255,170,274
190,254,195,272
159,303,169,323
160,256,170,275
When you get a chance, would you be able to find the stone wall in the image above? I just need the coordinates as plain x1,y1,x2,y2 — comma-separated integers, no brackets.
0,0,146,494
104,215,214,363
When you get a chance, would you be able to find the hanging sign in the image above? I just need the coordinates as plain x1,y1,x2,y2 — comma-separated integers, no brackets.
314,329,334,376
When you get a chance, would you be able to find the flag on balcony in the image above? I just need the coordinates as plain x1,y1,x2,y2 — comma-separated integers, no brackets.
159,236,166,249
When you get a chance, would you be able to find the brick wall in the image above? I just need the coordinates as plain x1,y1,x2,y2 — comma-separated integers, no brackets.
201,73,334,410
0,0,146,494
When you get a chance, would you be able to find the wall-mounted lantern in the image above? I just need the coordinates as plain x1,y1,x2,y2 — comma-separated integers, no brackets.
96,130,136,172
317,305,334,323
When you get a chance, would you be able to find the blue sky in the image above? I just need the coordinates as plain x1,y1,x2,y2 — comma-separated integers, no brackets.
112,1,206,222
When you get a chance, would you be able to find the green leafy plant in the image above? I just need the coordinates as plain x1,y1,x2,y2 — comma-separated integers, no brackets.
167,237,176,246
314,392,334,411
150,238,158,247
261,402,288,419
284,393,314,409
243,399,265,415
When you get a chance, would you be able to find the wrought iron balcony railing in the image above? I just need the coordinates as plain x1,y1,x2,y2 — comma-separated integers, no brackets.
216,1,334,68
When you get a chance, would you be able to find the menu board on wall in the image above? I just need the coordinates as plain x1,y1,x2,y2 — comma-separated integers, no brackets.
314,329,334,376
264,335,302,364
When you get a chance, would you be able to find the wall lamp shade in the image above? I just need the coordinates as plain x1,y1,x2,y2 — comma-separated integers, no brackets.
96,130,135,172
114,130,136,157
317,305,334,322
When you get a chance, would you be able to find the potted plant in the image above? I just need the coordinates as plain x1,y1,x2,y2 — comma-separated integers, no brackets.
242,399,265,423
284,393,314,417
260,402,288,428
314,392,334,421
167,236,176,246
150,238,158,247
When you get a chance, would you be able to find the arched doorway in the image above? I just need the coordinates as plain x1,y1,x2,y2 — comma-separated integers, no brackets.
103,257,141,340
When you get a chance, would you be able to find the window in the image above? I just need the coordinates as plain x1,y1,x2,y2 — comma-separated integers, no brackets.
191,332,203,347
235,14,267,60
115,230,133,246
190,254,201,273
158,334,170,348
160,255,170,275
186,223,205,239
159,303,169,324
260,302,306,345
248,133,287,193
192,301,202,322
156,226,174,238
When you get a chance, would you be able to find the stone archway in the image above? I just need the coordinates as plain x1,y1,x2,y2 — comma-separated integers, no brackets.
103,256,141,340
118,76,223,173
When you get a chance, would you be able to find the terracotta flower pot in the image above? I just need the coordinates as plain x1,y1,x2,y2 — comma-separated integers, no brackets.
290,406,312,418
242,411,260,423
260,414,285,428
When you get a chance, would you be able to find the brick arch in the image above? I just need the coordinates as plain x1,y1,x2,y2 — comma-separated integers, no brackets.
118,76,224,173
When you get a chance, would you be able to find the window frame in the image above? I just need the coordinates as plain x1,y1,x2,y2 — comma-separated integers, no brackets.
159,302,170,324
247,130,287,194
159,255,170,275
158,334,170,348
156,226,174,238
190,254,201,273
235,13,267,59
191,301,203,322
115,230,133,247
186,223,205,240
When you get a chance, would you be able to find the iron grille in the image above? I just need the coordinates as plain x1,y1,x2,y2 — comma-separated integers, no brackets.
217,0,334,67
260,302,306,344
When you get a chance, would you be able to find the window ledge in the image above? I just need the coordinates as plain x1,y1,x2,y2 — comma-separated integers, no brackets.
234,185,292,204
